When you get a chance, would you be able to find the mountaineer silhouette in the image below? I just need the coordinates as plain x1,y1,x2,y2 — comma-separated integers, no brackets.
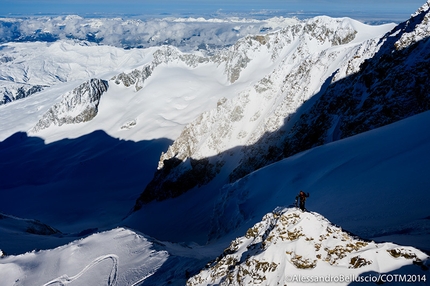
295,190,310,211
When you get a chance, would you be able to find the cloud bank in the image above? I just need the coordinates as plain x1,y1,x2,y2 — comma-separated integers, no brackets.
0,15,299,51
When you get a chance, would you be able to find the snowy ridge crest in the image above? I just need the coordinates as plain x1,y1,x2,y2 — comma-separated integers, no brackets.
31,78,108,133
412,0,430,17
111,46,209,91
187,208,429,286
396,0,430,50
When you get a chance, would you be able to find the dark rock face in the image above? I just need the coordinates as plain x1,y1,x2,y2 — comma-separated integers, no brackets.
134,157,222,209
1,84,46,106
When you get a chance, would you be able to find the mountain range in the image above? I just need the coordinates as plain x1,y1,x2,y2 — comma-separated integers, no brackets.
0,1,430,285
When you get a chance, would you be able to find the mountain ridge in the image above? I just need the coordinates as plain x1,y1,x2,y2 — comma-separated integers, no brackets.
133,1,430,206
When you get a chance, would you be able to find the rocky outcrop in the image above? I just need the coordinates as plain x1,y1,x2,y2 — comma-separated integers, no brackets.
31,78,108,132
0,84,46,106
187,208,429,286
111,46,210,91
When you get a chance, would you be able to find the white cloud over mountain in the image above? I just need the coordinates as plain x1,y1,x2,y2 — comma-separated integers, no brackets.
0,16,298,51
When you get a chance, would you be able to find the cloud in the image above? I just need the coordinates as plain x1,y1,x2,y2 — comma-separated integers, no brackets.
0,0,423,49
0,16,290,51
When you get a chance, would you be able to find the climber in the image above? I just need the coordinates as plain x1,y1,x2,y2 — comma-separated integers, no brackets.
295,190,310,211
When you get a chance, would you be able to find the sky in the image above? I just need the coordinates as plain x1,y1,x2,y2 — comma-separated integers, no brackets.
0,0,427,20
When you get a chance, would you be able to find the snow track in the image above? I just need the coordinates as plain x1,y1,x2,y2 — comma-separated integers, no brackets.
42,254,119,286
0,228,169,286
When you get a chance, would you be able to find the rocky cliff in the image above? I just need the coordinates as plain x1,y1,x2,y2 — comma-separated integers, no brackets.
31,78,108,133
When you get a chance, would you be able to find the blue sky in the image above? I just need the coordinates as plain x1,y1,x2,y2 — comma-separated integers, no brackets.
0,0,426,20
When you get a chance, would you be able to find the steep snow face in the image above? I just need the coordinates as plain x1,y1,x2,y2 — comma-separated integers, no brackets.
0,228,169,286
187,208,429,286
134,17,395,204
274,3,430,164
206,110,430,251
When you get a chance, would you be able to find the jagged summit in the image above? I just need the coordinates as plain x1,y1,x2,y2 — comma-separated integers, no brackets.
187,207,429,286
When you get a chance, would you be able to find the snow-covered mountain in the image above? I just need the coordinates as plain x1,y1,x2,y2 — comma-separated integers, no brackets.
132,16,395,205
133,1,430,209
0,40,149,106
1,1,430,285
188,208,429,286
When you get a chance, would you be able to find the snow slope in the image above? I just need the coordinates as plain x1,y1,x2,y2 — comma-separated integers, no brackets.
0,228,169,286
123,109,430,253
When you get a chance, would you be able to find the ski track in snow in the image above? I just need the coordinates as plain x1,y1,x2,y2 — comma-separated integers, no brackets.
41,254,119,286
128,271,158,286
